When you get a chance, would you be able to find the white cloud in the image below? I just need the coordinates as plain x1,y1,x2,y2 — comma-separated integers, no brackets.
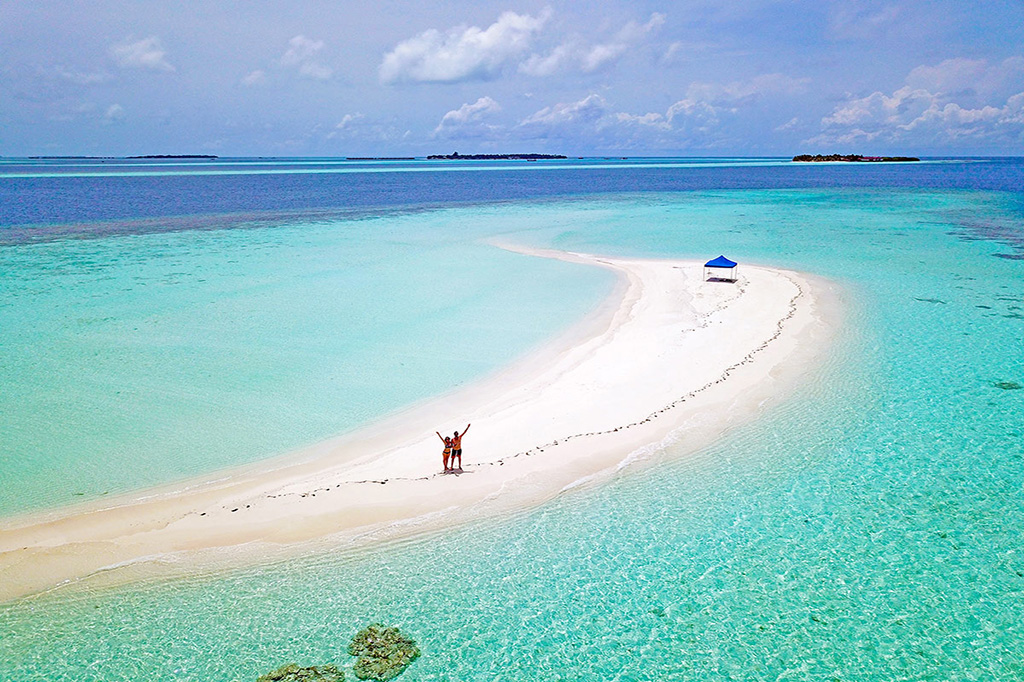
775,117,800,132
103,103,125,123
684,73,810,107
520,12,665,76
819,86,931,128
1003,93,1024,125
44,66,111,85
519,44,574,77
380,9,663,83
326,115,405,143
516,72,805,148
617,12,666,43
517,94,691,149
336,113,364,130
282,35,324,66
666,98,719,125
661,41,684,65
615,111,670,130
298,62,333,80
580,12,664,73
241,69,266,86
111,36,174,72
829,3,902,39
905,57,1024,101
580,43,628,73
653,73,807,136
380,9,550,84
433,96,502,138
520,94,609,127
437,96,501,124
811,57,1024,147
281,35,332,80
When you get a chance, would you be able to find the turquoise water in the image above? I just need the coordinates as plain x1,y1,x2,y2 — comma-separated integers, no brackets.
0,213,613,515
2,184,1023,680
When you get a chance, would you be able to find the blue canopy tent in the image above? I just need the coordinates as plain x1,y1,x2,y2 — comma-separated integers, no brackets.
704,255,738,282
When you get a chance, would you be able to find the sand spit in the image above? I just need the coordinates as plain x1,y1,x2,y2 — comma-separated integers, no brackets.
0,246,840,602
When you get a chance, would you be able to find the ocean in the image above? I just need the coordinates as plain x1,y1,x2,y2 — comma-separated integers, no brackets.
1,157,1022,680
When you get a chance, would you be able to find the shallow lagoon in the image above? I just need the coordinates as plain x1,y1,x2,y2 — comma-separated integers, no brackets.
1,161,1023,680
0,213,618,515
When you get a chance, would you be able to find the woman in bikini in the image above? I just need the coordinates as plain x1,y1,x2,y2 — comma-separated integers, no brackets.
436,432,452,472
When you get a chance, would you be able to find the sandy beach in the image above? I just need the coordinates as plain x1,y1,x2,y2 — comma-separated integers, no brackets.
0,246,840,602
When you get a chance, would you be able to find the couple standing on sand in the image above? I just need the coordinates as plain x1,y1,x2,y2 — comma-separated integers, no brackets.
436,424,470,473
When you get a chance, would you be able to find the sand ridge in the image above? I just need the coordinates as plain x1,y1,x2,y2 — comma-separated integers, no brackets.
0,245,841,602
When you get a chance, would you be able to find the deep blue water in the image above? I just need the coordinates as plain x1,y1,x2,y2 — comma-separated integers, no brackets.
3,157,1024,234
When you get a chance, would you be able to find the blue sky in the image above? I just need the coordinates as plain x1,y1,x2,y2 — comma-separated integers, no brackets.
2,0,1023,156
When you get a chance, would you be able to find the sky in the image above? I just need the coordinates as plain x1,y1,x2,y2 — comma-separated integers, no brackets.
2,0,1023,156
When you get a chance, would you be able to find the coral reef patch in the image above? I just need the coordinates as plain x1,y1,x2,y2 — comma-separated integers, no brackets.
993,381,1023,390
257,663,345,681
348,624,421,681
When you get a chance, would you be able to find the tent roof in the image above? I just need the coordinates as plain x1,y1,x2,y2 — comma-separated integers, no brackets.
704,255,737,268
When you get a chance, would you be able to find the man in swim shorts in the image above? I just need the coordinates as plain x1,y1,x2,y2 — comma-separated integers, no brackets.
451,423,470,470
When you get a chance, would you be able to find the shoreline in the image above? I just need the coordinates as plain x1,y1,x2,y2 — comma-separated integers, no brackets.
0,246,842,603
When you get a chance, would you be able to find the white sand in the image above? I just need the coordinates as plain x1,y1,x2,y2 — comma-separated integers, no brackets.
0,246,841,602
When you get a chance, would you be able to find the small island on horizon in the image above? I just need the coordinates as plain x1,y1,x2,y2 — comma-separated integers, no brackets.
27,155,219,160
127,154,219,160
793,153,920,163
427,152,568,160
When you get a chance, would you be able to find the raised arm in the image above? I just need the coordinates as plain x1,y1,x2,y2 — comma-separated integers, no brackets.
461,423,471,437
436,431,444,442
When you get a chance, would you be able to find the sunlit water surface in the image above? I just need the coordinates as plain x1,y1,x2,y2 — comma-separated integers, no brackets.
1,159,1022,681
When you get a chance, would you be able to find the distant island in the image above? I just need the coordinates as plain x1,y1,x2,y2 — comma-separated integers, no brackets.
127,155,219,159
793,154,920,163
427,152,568,160
28,156,118,160
28,155,219,160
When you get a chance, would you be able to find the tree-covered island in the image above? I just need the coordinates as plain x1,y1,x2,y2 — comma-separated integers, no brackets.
792,154,920,162
427,152,567,160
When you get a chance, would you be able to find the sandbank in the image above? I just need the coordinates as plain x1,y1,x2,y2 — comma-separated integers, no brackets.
0,246,841,602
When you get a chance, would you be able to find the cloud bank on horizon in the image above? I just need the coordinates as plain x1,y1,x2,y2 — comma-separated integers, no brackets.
2,0,1023,156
